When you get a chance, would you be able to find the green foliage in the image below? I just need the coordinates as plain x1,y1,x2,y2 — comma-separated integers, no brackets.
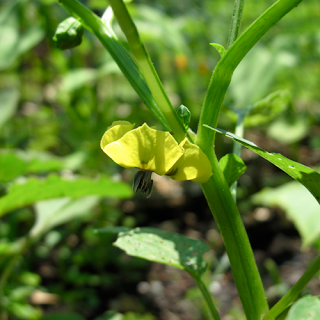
207,127,320,204
53,17,84,50
253,182,320,248
98,227,210,277
0,88,20,129
285,296,320,320
0,175,132,217
219,153,247,187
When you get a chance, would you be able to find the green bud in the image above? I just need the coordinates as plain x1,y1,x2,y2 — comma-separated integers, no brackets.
177,104,191,131
53,17,84,50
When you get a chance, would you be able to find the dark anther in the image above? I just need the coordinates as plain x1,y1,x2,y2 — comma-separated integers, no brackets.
132,170,153,198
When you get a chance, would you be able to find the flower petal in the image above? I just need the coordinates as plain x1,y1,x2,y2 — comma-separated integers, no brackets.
100,121,135,150
168,139,212,183
103,123,183,175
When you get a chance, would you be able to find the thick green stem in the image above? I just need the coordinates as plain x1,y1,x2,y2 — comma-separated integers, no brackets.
194,276,221,320
196,1,304,318
58,0,171,131
107,0,186,142
201,153,269,320
227,0,245,48
196,0,304,149
263,255,320,320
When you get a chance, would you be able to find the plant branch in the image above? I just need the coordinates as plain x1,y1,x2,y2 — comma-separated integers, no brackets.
263,255,320,320
227,0,245,48
107,0,186,141
194,276,221,320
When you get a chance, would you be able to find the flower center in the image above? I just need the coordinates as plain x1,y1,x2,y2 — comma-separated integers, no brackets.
132,170,153,198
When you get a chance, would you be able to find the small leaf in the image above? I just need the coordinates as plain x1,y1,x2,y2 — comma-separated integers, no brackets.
252,182,320,248
0,88,20,129
219,153,247,187
102,227,210,277
285,295,320,320
245,90,291,127
0,175,132,217
205,126,320,204
53,17,84,50
177,105,191,131
30,196,99,238
210,43,226,58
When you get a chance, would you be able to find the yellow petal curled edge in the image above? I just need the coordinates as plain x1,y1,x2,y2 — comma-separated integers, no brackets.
103,123,184,175
100,121,135,150
168,139,212,183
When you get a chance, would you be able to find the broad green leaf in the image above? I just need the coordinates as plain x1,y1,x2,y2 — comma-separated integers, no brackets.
245,90,291,127
252,182,320,248
41,312,85,320
0,88,20,129
0,152,28,182
0,150,85,182
210,43,226,58
205,126,320,204
267,115,309,145
219,153,247,187
0,175,132,217
285,296,320,320
7,302,42,320
30,196,99,238
99,227,210,277
177,105,191,131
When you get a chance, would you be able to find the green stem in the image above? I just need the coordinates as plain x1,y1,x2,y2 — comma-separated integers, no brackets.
201,153,269,320
196,1,304,318
230,111,246,201
196,0,304,149
227,0,245,48
263,255,320,320
0,238,29,313
58,0,171,131
107,0,186,142
194,276,221,320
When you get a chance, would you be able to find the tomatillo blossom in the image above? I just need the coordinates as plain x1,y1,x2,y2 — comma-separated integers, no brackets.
100,121,212,196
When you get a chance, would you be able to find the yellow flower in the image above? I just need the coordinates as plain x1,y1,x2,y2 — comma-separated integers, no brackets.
100,121,212,196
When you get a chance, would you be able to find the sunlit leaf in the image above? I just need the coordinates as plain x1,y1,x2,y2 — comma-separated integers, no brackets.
205,126,320,204
98,227,210,277
252,182,320,248
0,175,132,217
285,295,320,320
30,196,99,238
219,153,247,187
0,88,20,129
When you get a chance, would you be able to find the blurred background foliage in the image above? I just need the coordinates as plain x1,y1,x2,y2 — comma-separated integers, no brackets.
0,0,320,319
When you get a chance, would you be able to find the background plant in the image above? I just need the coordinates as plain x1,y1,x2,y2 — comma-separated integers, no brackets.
0,0,320,319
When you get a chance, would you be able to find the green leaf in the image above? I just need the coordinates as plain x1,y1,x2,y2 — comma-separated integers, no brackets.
177,105,191,131
285,296,320,320
0,150,86,182
53,17,84,50
100,227,210,277
0,175,132,217
41,312,85,320
30,196,99,238
205,126,320,204
210,43,226,58
252,182,320,248
267,115,309,145
244,90,291,127
0,88,20,129
219,153,247,187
